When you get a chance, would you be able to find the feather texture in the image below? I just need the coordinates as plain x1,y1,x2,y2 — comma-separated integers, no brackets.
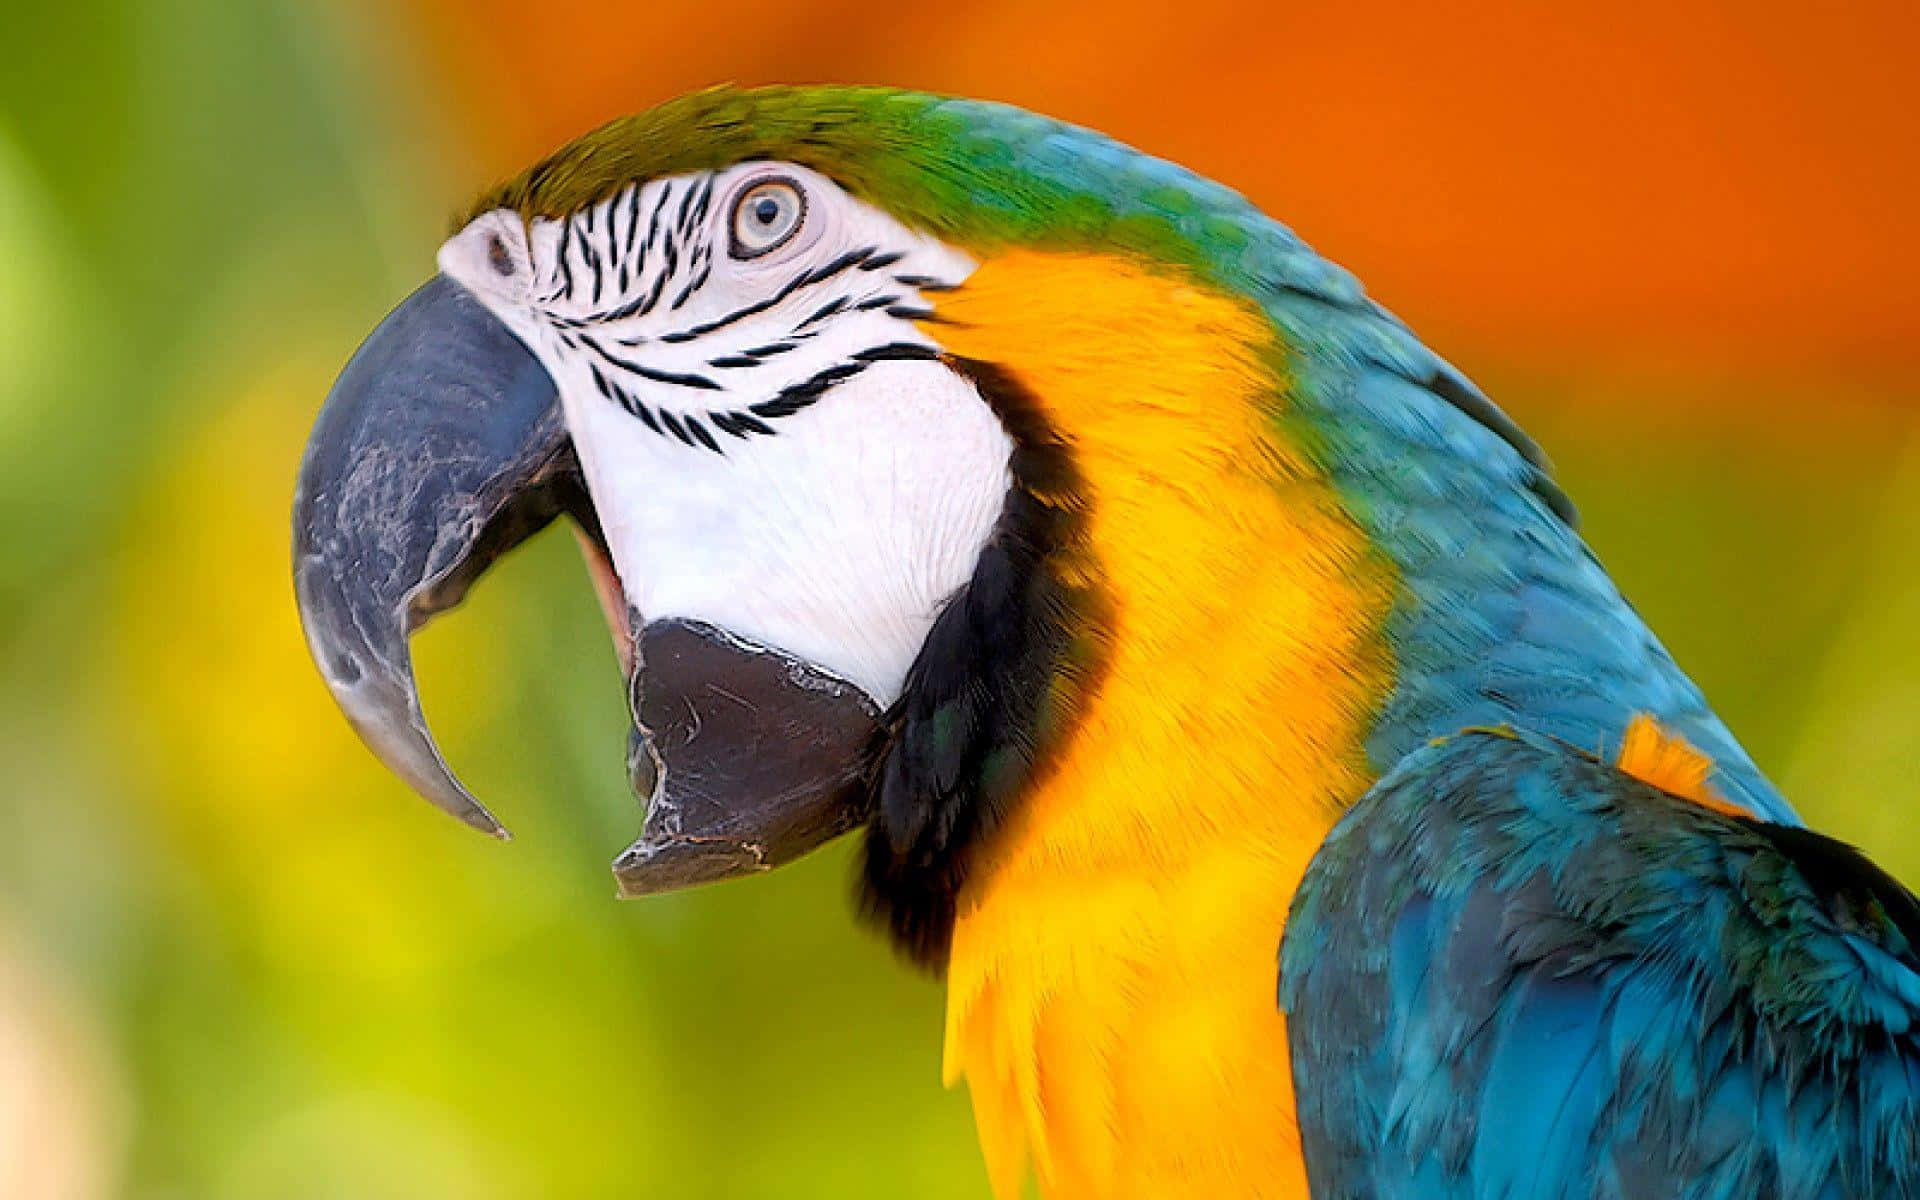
1281,728,1920,1199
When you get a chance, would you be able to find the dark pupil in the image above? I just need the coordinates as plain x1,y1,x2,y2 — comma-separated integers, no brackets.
752,197,781,227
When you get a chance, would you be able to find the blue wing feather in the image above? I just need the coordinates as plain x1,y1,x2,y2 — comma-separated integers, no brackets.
1280,728,1920,1199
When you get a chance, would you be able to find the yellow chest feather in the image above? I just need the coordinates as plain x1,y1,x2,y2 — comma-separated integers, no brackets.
925,253,1394,1199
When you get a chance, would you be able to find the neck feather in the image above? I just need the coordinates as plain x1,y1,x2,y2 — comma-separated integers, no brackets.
923,251,1393,1198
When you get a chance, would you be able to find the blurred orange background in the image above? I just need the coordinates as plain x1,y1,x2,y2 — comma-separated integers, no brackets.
413,0,1920,380
0,2,1914,1197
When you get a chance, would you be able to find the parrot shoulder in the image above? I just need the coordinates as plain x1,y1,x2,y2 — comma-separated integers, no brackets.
1279,725,1920,1199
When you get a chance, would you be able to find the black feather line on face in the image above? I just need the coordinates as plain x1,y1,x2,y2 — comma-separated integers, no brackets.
858,357,1108,970
557,220,577,302
624,184,642,260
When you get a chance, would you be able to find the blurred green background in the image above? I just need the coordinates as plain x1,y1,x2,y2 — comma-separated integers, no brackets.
0,1,1913,1196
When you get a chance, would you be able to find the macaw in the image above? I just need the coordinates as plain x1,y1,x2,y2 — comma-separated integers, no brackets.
291,85,1920,1199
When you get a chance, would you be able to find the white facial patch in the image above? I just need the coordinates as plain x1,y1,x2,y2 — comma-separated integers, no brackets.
439,164,1012,708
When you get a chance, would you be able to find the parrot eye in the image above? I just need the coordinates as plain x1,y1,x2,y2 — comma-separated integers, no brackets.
728,178,806,259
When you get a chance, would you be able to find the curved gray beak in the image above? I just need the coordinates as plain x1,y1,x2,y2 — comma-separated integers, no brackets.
293,275,573,837
293,275,878,888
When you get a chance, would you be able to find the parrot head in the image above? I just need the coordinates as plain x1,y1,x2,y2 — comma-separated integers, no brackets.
294,86,1134,957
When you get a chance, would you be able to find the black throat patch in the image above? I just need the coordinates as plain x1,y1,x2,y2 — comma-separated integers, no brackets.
859,357,1107,970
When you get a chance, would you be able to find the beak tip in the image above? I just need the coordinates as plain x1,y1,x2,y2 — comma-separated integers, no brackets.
457,806,513,841
323,672,512,841
392,754,512,841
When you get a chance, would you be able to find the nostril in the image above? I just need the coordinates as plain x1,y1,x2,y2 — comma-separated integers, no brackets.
487,233,514,277
330,651,361,684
